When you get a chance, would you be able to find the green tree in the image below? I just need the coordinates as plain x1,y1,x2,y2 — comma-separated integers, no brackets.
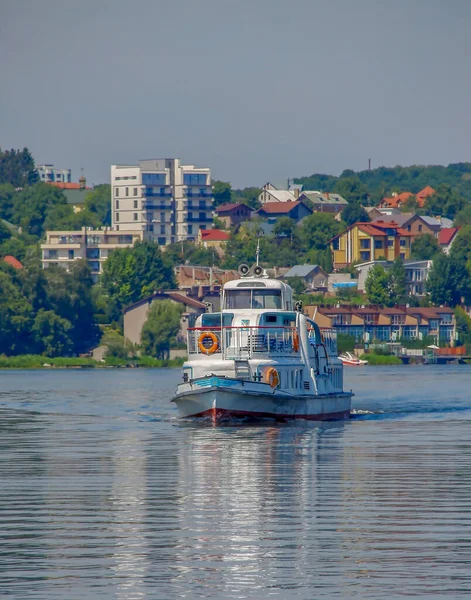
0,147,38,187
401,195,419,213
454,204,471,226
426,254,470,306
341,202,370,227
212,180,232,207
83,184,112,226
0,270,34,354
32,310,73,356
11,183,70,238
286,275,306,295
0,183,17,222
365,265,392,305
425,184,466,219
389,257,407,304
141,300,183,359
273,217,298,240
449,225,471,266
101,240,176,316
232,187,261,210
411,233,442,260
333,177,369,204
299,212,342,252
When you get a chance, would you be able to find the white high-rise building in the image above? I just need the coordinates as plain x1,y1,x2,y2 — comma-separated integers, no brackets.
111,159,213,245
37,164,72,184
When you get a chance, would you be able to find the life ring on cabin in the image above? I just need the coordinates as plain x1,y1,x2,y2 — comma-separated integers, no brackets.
198,331,219,355
265,367,279,389
292,330,300,352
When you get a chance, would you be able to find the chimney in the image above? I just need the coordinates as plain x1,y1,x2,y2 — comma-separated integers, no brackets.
294,188,299,199
79,169,86,190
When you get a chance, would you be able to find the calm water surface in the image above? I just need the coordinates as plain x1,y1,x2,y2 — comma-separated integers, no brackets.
1,366,471,599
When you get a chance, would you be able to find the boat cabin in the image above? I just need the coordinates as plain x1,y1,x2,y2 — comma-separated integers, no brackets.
222,278,294,311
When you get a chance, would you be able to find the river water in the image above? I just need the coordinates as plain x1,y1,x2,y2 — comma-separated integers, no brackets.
1,366,470,599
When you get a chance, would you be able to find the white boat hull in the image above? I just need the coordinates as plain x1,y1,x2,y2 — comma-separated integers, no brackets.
172,377,352,421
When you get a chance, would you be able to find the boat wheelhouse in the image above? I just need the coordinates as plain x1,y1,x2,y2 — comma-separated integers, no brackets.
171,263,353,421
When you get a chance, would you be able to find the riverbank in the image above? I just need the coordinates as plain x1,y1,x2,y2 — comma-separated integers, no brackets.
360,353,402,365
0,355,186,369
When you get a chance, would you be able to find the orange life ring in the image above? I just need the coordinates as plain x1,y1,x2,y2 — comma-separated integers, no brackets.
292,330,300,352
198,331,219,355
265,367,279,389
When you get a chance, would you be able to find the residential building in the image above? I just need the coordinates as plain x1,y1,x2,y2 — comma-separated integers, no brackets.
197,228,230,257
282,264,328,291
111,158,213,245
370,214,436,238
123,291,206,346
256,201,312,222
37,164,72,184
41,227,144,282
175,265,239,311
439,227,460,254
258,182,297,204
297,191,348,214
355,259,433,296
330,222,412,269
49,174,90,212
215,202,253,227
379,186,435,209
306,304,455,343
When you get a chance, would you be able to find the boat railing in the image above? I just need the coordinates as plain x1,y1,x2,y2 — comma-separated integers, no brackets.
188,326,299,359
317,327,338,356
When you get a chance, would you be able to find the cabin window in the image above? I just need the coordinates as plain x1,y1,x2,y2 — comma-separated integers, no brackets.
224,289,282,309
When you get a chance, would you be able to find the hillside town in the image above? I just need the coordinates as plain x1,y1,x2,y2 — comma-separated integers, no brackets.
1,148,471,362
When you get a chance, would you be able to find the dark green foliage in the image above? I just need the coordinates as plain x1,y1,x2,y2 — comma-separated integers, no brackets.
294,162,471,205
341,202,370,226
83,184,112,226
32,310,73,357
365,265,392,306
337,334,356,352
449,225,471,266
333,177,370,204
454,205,471,226
11,183,70,238
411,234,442,260
0,147,38,187
164,241,221,267
212,180,232,207
425,184,466,219
232,186,261,210
426,254,470,306
141,300,183,359
389,258,407,304
286,276,306,295
100,240,176,318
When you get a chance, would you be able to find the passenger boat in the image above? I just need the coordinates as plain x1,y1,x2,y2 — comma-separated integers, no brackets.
171,261,353,422
338,352,368,366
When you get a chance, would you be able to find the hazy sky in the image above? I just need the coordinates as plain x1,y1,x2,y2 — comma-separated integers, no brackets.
1,0,470,187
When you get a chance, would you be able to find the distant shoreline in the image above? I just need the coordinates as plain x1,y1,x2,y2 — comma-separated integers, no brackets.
0,355,186,369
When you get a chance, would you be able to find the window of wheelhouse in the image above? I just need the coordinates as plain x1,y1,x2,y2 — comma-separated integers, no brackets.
224,289,282,309
201,313,233,327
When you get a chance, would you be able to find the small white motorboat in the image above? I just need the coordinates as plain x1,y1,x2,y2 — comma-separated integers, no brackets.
338,352,368,366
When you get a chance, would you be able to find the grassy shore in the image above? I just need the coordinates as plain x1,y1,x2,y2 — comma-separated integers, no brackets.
0,355,186,369
360,353,402,365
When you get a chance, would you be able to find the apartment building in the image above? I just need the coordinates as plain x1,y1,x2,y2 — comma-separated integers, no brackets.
111,158,213,245
41,227,144,281
37,164,72,184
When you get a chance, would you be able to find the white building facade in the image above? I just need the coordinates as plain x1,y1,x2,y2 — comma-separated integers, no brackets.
37,164,72,184
41,227,145,282
111,159,213,245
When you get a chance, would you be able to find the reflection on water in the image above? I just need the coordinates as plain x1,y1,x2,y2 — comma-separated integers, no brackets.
0,367,470,599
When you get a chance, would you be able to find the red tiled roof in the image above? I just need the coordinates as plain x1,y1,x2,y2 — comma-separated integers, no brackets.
166,292,206,309
216,202,251,213
358,224,388,236
380,192,413,209
48,182,91,190
201,229,230,241
416,186,435,201
439,227,459,246
257,201,302,214
3,255,23,269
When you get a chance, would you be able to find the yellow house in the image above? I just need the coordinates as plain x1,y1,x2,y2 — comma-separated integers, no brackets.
331,222,412,269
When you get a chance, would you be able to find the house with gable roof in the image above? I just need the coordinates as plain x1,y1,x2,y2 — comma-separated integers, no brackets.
330,221,413,269
215,202,253,228
439,227,460,254
256,201,312,222
379,186,435,210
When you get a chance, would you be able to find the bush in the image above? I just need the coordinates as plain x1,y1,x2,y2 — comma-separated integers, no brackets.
360,353,402,365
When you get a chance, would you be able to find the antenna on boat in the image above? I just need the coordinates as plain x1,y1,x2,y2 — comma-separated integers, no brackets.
255,240,260,266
